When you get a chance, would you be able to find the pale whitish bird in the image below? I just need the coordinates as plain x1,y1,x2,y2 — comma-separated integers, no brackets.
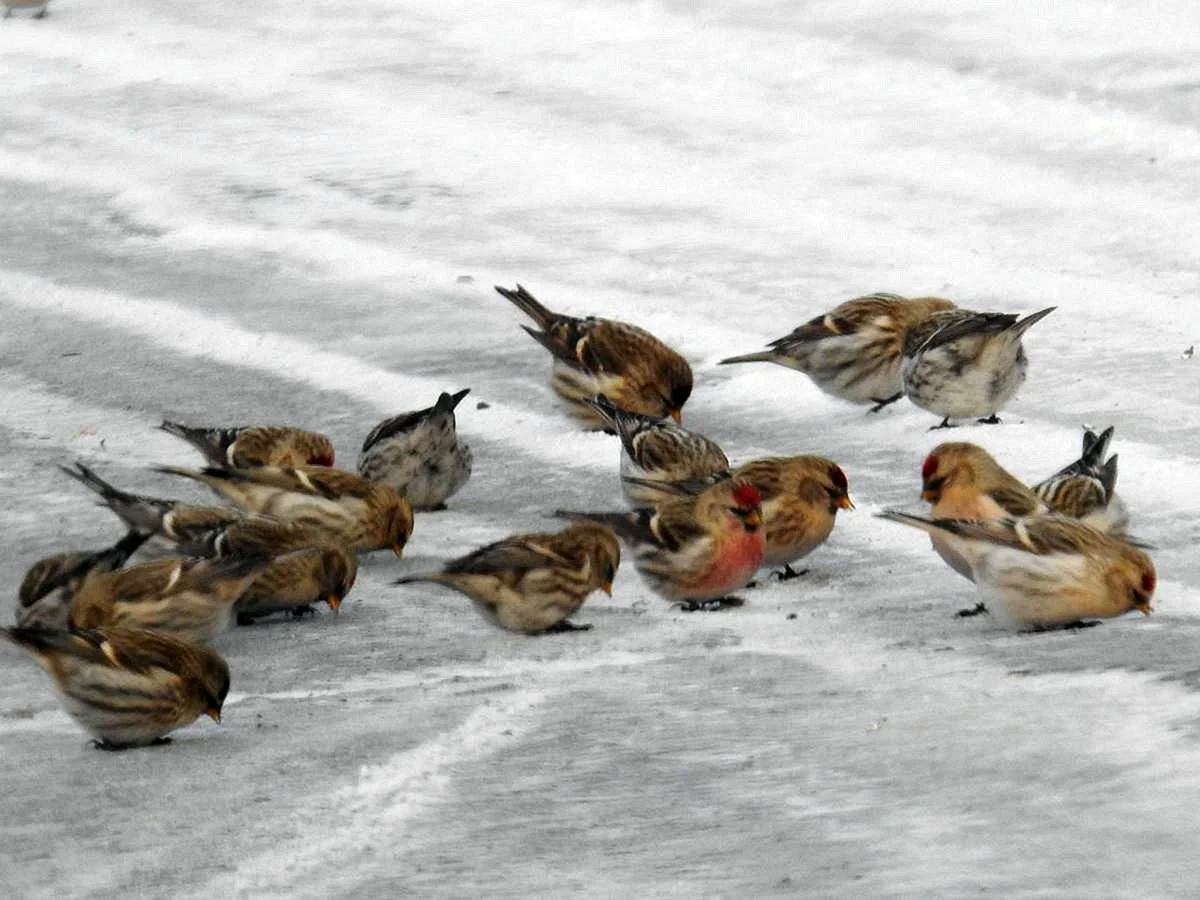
558,480,764,611
68,555,271,644
495,284,693,429
1032,426,1127,534
0,625,230,750
901,306,1056,428
16,530,151,631
159,421,335,469
155,464,414,556
585,394,729,507
394,522,620,634
358,388,473,511
719,293,957,411
877,510,1155,630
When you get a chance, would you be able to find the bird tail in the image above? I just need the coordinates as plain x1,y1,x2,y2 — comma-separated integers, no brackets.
494,284,557,329
435,388,472,415
1011,306,1056,336
60,463,172,532
393,571,450,587
1099,454,1120,498
554,509,648,544
0,625,78,659
875,508,947,536
717,351,775,366
159,421,240,466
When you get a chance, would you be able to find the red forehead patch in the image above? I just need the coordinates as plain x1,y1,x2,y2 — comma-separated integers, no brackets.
921,454,938,482
732,483,761,508
1142,571,1157,595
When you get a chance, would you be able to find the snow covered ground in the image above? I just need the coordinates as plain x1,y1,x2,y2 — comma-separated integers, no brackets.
2,0,1199,895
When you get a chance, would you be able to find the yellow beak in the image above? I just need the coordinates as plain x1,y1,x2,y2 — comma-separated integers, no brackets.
838,494,855,511
1134,600,1153,616
601,580,614,596
393,543,406,558
206,708,222,724
921,488,939,503
743,509,763,529
668,408,682,424
327,595,342,613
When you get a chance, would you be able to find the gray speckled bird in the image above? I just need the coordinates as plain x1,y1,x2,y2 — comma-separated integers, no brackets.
357,389,473,511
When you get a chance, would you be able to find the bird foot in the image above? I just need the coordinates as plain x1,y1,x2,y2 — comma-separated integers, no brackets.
956,602,989,618
929,418,956,431
976,414,1002,425
1023,620,1101,634
868,393,904,413
236,612,258,626
771,565,810,582
288,605,316,619
91,736,172,751
542,620,593,634
676,597,746,612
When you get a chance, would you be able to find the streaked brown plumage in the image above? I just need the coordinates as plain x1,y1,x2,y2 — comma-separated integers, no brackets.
0,626,230,749
585,394,729,506
558,480,765,609
68,556,269,643
159,421,335,468
16,530,151,630
1032,426,1126,533
877,510,1155,629
902,306,1056,427
155,464,413,556
495,284,693,429
719,294,957,410
394,523,620,634
358,389,473,510
235,546,357,622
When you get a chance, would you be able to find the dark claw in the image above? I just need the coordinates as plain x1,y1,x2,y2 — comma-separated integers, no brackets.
976,414,1002,425
1023,620,1101,633
929,417,956,431
91,736,172,751
236,612,257,626
288,605,316,619
677,597,745,612
956,602,989,618
542,620,593,634
427,502,449,512
771,565,809,582
868,392,904,413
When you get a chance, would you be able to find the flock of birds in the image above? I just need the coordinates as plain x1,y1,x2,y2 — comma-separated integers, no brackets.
2,286,1155,752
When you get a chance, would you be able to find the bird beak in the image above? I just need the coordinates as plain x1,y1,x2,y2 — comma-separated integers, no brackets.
393,543,406,558
838,494,855,511
920,488,939,503
327,595,342,613
1134,598,1153,616
743,509,763,529
668,408,682,424
206,707,222,724
601,580,613,596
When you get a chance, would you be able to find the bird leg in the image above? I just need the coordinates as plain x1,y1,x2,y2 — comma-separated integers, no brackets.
868,393,904,413
236,612,258,626
542,620,593,634
91,736,172,751
771,565,810,582
1022,620,1101,634
677,597,746,612
929,418,956,431
956,602,989,618
976,414,1002,425
288,605,316,619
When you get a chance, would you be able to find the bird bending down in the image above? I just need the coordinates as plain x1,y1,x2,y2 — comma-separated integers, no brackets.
719,293,957,411
495,284,693,429
394,522,620,634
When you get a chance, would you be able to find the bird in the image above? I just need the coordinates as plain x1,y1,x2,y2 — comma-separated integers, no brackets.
154,464,413,556
718,293,957,411
68,555,271,644
494,283,693,429
557,479,764,611
584,394,730,506
901,306,1056,428
1032,426,1127,534
876,510,1156,630
16,530,152,630
0,625,230,749
59,462,245,555
3,0,49,19
234,546,357,624
918,442,1050,580
358,388,473,511
394,522,620,634
159,421,335,469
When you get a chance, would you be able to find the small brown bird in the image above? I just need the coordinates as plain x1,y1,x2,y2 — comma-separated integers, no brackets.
358,389,473,511
395,523,620,634
159,421,335,468
558,480,764,611
902,306,1056,428
0,626,230,749
235,546,357,623
585,394,730,506
155,464,413,556
1032,426,1126,533
920,442,1049,580
16,530,151,630
719,294,957,411
68,555,270,644
495,284,693,429
877,510,1155,630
